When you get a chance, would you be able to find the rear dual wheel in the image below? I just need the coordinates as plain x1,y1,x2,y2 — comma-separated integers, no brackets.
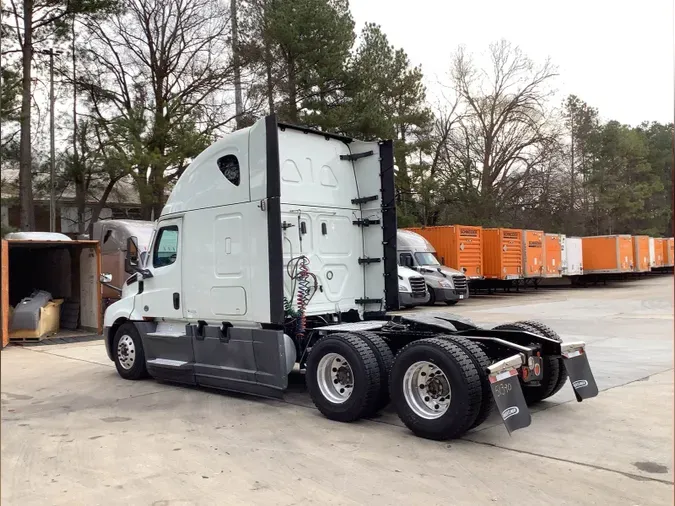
493,320,566,405
306,332,393,422
389,338,484,440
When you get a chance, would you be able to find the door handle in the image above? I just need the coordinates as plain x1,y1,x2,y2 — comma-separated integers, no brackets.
173,292,180,310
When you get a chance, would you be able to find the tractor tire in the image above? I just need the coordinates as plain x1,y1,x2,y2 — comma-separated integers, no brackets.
443,335,494,429
353,331,395,414
306,333,381,423
112,323,149,380
390,338,482,440
515,320,568,399
493,322,560,405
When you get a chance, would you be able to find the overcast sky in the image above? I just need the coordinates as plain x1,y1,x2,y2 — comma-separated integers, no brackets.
350,0,674,126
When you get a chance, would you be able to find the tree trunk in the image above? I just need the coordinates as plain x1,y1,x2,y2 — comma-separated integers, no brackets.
266,55,274,114
150,166,165,219
87,177,119,237
231,0,244,129
262,0,274,114
286,55,298,122
73,16,83,234
19,0,35,231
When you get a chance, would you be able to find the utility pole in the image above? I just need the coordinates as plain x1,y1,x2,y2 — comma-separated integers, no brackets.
48,48,56,232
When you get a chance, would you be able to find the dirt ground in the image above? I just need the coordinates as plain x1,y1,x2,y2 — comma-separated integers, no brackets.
2,275,673,505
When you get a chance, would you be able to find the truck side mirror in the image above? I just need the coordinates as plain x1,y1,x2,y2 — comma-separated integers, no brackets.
125,236,140,274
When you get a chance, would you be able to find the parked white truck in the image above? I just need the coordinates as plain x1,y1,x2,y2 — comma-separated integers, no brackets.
397,265,430,308
397,229,469,306
102,115,598,440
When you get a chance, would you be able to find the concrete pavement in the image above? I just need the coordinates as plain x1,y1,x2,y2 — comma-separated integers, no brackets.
2,275,673,505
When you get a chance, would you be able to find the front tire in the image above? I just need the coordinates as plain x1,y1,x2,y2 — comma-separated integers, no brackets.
445,300,458,306
306,333,381,422
426,286,437,305
113,323,148,380
390,338,482,440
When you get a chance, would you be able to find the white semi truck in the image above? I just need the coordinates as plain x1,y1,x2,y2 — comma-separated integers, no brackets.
397,229,469,305
102,115,598,440
397,265,430,308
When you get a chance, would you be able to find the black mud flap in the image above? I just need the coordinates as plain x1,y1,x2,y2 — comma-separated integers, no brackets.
562,348,599,402
489,369,531,435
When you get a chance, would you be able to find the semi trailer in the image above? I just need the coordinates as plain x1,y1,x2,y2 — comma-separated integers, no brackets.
102,114,598,441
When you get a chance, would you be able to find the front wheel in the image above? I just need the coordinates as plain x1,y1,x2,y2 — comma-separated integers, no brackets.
426,286,437,305
445,300,458,306
112,323,149,380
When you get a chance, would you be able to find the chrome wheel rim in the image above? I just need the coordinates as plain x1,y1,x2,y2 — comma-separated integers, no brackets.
403,361,451,419
117,335,136,370
316,353,354,404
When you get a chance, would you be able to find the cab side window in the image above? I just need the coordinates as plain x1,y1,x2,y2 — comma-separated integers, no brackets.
400,252,414,268
153,226,179,268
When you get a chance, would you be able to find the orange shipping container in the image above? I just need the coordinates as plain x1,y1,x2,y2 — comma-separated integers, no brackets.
653,238,665,267
483,228,523,280
522,230,544,278
405,225,484,279
632,235,650,272
582,235,634,273
663,238,674,267
543,234,563,278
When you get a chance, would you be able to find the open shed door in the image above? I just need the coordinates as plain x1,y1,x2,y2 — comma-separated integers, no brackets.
1,240,8,347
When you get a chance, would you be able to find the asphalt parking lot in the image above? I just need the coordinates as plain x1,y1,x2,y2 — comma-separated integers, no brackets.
2,275,673,505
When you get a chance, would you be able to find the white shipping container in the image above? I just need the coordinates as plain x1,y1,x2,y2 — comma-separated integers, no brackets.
559,235,568,274
649,237,656,267
563,236,583,276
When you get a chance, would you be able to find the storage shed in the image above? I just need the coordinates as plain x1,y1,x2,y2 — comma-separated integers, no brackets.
1,236,101,347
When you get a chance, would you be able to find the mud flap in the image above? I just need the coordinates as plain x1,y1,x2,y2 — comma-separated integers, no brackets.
561,343,599,402
488,355,531,435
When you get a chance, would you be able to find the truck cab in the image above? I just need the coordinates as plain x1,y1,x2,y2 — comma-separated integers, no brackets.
397,265,430,308
397,229,469,305
101,114,598,443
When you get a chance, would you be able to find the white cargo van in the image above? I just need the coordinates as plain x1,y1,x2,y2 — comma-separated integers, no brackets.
101,114,599,441
397,230,469,305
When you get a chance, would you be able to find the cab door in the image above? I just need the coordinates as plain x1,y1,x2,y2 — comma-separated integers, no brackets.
139,217,184,320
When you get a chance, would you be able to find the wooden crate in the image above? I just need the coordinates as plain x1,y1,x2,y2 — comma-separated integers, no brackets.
9,299,64,341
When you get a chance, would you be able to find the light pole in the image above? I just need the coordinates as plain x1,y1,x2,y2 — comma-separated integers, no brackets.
37,48,59,232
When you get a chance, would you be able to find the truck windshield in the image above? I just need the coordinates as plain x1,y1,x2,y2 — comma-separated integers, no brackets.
414,252,440,266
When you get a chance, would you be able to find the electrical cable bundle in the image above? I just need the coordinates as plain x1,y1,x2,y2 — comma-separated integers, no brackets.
286,255,319,340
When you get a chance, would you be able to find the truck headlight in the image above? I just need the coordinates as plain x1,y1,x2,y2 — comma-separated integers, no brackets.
399,284,410,292
438,279,453,288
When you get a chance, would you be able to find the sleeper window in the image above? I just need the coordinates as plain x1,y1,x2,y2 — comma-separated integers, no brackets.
218,155,240,186
400,253,414,268
153,226,179,268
